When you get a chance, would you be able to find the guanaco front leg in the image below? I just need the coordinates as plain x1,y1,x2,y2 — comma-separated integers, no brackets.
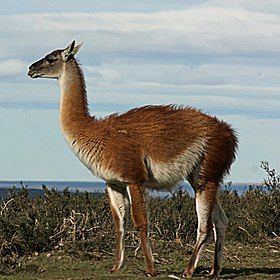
127,183,155,277
107,183,129,273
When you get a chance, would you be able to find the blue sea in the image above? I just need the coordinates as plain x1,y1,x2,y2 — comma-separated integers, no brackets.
0,180,257,198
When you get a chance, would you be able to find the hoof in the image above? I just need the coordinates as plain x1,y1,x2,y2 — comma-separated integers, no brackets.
110,266,119,273
146,271,156,277
182,270,192,278
209,269,220,279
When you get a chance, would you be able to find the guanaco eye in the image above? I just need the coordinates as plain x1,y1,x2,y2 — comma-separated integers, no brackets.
45,56,56,64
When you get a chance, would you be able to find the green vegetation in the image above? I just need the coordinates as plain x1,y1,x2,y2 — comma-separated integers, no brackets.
0,161,279,279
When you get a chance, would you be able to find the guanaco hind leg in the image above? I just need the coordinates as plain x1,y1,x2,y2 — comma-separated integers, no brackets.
210,201,228,277
107,183,129,272
183,182,218,278
127,183,155,277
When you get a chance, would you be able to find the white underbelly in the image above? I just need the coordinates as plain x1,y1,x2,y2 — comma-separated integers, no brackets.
144,139,206,190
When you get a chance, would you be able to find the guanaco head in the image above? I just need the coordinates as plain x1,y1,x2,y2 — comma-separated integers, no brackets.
28,40,82,79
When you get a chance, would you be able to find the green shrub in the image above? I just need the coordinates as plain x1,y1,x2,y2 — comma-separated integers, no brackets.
0,161,279,274
220,161,280,243
148,187,196,244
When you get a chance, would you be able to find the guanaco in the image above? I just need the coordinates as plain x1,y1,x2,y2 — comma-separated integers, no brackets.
28,41,238,278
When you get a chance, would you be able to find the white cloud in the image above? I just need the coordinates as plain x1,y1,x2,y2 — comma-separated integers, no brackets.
206,0,280,15
0,59,25,76
84,65,120,82
2,6,280,57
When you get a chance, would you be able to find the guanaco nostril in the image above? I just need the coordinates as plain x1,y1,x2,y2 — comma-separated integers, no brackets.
27,65,37,78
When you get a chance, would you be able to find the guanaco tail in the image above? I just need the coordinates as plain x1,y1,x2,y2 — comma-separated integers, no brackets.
28,41,238,278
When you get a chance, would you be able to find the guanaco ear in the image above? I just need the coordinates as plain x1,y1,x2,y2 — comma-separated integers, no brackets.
62,40,83,62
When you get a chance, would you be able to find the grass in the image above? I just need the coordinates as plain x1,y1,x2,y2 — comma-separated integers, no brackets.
0,242,279,280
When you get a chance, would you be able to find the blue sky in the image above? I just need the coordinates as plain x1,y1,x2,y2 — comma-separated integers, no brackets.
0,0,280,183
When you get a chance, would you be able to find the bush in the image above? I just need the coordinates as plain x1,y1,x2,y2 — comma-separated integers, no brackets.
149,187,196,244
0,161,279,274
220,161,280,243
